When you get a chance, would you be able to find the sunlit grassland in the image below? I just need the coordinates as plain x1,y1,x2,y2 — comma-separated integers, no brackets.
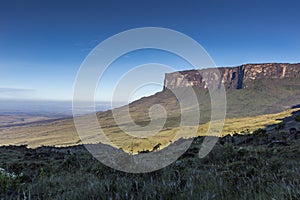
1,108,298,153
197,108,300,136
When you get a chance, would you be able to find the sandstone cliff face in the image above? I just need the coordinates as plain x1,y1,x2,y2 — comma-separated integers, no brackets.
164,63,300,90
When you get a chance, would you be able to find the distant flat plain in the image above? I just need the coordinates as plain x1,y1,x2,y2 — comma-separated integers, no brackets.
0,100,119,127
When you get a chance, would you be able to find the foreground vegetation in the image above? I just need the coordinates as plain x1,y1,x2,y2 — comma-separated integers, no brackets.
1,127,300,199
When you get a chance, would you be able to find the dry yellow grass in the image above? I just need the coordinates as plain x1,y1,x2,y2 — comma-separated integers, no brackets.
197,108,300,136
0,108,299,153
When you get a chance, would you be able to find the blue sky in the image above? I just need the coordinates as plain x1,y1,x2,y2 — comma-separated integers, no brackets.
0,0,300,101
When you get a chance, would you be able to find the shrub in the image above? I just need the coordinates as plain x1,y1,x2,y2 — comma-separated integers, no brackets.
252,128,267,136
0,167,23,194
275,123,285,130
294,115,300,122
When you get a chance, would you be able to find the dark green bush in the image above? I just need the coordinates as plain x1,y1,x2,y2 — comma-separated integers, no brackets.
294,115,300,122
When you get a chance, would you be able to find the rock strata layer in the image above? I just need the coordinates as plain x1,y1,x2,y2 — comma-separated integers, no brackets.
164,63,300,89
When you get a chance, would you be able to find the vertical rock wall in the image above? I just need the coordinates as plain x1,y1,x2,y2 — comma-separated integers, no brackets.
164,63,300,90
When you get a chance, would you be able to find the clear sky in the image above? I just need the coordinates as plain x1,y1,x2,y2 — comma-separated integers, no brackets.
1,0,299,101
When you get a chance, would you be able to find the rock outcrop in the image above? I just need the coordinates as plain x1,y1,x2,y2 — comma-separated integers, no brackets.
164,63,300,90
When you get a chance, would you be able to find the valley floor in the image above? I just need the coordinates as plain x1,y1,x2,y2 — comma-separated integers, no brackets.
0,108,299,153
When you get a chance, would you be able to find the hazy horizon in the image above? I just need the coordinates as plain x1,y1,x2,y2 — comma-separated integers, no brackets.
0,99,127,116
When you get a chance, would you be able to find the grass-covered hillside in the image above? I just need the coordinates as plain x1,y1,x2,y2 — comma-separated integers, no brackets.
123,77,300,125
1,77,299,152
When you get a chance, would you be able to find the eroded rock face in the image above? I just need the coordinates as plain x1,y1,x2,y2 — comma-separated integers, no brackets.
164,63,300,90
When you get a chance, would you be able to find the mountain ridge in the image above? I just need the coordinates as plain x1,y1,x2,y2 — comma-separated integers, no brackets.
164,62,300,90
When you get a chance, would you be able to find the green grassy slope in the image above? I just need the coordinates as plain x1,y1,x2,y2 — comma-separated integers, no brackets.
98,77,300,128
